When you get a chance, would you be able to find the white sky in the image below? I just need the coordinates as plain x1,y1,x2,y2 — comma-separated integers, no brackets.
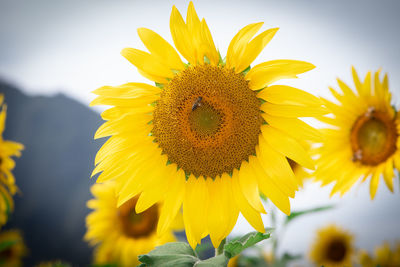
1,0,400,261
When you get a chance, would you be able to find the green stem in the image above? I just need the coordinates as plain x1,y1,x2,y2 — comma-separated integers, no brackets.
215,238,226,256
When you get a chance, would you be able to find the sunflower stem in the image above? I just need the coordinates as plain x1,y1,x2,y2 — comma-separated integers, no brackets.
215,238,226,256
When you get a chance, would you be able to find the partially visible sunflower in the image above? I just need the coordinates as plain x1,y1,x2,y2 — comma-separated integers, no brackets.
84,182,181,267
359,241,400,267
0,95,23,227
309,224,354,267
316,67,399,198
91,1,325,248
0,230,28,267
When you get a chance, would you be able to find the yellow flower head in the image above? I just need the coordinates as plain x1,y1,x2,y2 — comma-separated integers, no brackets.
0,230,28,267
84,182,180,266
309,224,354,267
91,2,325,248
0,95,24,227
359,241,400,267
316,67,400,198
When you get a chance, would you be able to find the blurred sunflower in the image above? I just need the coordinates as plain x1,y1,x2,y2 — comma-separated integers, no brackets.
0,230,28,267
0,95,23,227
316,68,399,198
84,182,181,267
359,241,400,267
309,224,354,267
91,1,325,248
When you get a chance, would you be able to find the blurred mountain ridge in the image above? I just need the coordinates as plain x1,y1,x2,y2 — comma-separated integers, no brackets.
0,80,103,266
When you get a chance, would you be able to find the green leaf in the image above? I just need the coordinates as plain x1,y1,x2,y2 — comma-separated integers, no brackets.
194,255,228,266
241,65,251,76
284,205,335,225
155,82,164,89
224,229,273,259
138,242,198,267
0,240,17,252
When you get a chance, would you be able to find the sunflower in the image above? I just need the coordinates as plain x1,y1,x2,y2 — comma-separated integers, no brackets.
309,224,354,267
91,1,325,248
0,95,23,227
0,230,28,267
315,67,399,198
359,241,400,267
84,182,180,266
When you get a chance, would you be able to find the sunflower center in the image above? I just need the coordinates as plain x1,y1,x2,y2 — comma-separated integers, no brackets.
350,108,398,166
117,196,158,238
153,65,262,178
326,239,346,262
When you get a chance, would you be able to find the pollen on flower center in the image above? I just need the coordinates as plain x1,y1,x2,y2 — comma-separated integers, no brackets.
350,108,398,166
152,65,263,178
118,196,158,238
326,240,346,262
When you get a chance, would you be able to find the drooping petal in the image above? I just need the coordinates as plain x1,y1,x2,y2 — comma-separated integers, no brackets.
157,168,186,236
238,161,266,214
231,169,265,233
261,125,315,169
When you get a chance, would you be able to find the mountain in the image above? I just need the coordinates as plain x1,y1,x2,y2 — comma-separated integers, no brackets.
0,81,103,266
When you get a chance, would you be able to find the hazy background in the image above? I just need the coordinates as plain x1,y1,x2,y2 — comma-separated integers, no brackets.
1,0,399,265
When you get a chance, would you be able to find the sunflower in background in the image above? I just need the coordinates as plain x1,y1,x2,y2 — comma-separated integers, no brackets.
359,241,400,267
309,224,354,267
91,1,325,249
0,95,23,227
316,67,399,198
84,182,182,266
0,230,28,267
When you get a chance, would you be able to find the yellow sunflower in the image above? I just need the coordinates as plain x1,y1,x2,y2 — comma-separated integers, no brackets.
84,182,180,266
316,67,399,198
309,224,354,267
0,95,23,227
91,1,325,248
0,230,28,267
359,241,400,267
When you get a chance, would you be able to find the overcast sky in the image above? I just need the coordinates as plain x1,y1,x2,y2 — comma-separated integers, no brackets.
1,0,400,261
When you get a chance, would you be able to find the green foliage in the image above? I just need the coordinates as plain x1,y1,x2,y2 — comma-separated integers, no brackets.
0,239,17,252
139,230,272,267
284,205,335,225
240,66,251,76
224,230,273,259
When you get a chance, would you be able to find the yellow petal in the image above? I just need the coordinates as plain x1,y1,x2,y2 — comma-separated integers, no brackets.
170,6,196,64
92,83,160,98
370,166,382,199
261,102,327,118
383,159,394,192
261,125,314,169
257,136,298,196
200,19,219,65
257,85,322,107
207,177,230,247
231,169,265,233
226,22,264,70
249,156,291,215
137,28,184,71
246,60,315,90
183,175,209,246
235,28,279,73
121,48,174,79
220,173,240,238
157,168,186,236
262,113,322,142
238,161,266,214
